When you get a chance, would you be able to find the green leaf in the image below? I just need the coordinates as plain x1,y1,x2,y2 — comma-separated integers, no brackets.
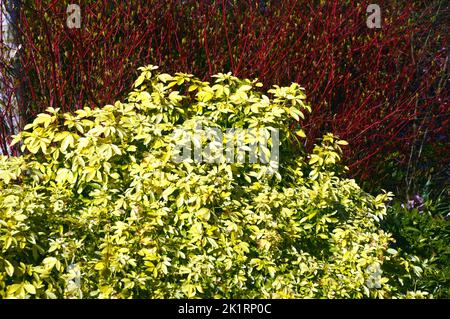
4,260,14,276
387,248,398,255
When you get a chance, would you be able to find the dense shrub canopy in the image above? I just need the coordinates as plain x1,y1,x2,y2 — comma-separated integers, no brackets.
0,67,426,298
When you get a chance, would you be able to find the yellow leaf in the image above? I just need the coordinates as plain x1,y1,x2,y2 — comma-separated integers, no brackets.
309,156,319,165
162,186,175,201
4,260,14,276
133,74,146,88
188,84,198,91
95,262,105,271
60,134,74,153
158,73,173,83
24,284,36,295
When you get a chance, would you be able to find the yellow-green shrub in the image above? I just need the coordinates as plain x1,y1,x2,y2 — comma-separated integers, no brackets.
0,66,426,298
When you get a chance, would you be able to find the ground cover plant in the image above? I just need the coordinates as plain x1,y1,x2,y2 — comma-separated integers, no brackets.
382,195,449,298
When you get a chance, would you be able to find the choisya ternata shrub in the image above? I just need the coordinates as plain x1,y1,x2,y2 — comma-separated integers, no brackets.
0,66,427,298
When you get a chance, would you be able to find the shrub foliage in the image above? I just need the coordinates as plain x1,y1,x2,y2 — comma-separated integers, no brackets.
382,201,450,298
0,67,426,298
